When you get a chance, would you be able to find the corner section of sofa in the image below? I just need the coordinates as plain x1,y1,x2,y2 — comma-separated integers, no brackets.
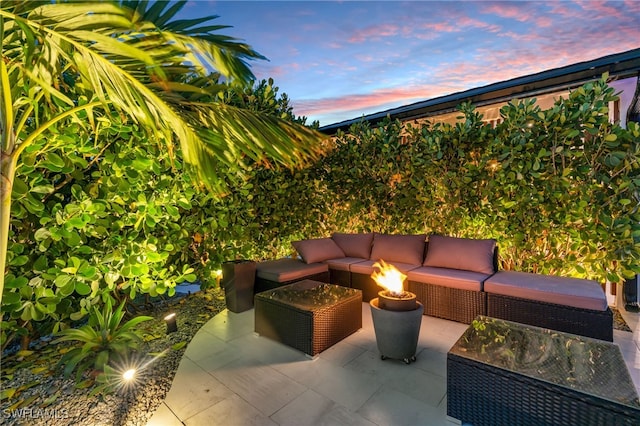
255,258,329,293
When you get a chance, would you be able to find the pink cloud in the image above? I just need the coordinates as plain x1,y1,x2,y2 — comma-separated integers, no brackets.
295,84,450,118
421,21,459,33
348,23,400,43
535,16,553,28
481,3,530,22
547,3,576,18
355,54,375,63
575,0,626,20
498,31,543,43
458,16,501,33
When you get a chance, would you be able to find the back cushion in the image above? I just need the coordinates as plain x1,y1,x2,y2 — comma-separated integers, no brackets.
370,234,426,265
292,238,345,264
424,235,496,274
331,233,374,259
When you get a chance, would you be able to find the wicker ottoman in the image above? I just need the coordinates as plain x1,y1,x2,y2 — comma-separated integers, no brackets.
447,316,640,425
254,280,362,356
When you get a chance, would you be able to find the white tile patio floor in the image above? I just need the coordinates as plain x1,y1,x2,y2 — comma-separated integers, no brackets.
147,304,640,426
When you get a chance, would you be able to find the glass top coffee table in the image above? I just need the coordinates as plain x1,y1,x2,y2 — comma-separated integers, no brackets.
447,316,640,425
254,280,362,356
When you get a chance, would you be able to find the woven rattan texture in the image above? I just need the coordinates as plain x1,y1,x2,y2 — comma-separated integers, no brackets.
408,281,487,324
254,284,362,356
350,272,381,302
447,353,640,425
329,269,351,287
486,293,613,341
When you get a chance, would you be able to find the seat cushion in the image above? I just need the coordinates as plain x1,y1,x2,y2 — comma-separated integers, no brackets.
424,235,496,274
324,257,369,271
256,258,328,283
370,233,426,265
484,270,607,311
350,260,419,275
407,266,490,291
292,238,345,264
331,233,374,259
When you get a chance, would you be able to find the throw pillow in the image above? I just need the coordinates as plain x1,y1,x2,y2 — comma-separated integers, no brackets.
292,238,346,264
331,232,374,258
423,235,496,274
370,233,426,265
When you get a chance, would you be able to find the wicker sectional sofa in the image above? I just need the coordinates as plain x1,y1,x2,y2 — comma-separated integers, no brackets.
255,233,613,341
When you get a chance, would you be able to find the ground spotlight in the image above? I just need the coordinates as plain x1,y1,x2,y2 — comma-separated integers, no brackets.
164,313,178,334
122,368,136,382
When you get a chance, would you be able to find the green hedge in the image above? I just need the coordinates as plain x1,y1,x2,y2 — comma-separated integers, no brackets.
210,76,640,284
4,76,639,349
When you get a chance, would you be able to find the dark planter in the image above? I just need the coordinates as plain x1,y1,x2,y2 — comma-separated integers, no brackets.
370,298,424,364
222,260,256,313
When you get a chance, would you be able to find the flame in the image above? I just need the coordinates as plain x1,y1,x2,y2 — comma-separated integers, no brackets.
371,260,406,296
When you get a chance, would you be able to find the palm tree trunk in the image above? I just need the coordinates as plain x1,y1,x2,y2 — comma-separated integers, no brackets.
0,150,14,299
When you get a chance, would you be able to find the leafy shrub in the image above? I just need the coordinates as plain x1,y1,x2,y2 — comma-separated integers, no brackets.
5,75,639,350
53,299,151,381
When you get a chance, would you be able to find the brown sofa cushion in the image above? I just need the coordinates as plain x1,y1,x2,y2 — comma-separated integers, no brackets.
484,270,607,311
407,266,490,292
292,238,345,264
370,233,426,265
256,258,328,282
424,235,496,274
324,257,368,271
351,260,420,275
331,232,374,259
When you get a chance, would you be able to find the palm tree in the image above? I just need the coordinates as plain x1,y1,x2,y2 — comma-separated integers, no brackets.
0,1,326,301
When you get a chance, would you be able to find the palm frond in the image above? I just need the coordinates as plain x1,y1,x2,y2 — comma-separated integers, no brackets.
2,1,326,193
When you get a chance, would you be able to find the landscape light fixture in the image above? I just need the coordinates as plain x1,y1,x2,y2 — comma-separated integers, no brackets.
164,313,178,334
122,368,136,382
215,269,223,288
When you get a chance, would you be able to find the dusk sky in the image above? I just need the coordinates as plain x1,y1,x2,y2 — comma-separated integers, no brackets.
179,1,640,126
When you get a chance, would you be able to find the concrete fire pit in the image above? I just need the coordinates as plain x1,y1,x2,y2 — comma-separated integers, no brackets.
370,297,424,364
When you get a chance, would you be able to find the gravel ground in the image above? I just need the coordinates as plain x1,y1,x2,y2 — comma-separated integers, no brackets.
1,287,227,426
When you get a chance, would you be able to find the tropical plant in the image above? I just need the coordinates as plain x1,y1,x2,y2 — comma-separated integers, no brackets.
0,0,325,303
53,298,152,381
0,76,314,352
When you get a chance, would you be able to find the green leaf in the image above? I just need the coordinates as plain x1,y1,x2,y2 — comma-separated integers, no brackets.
54,275,73,288
5,276,28,289
66,217,86,229
75,379,95,389
172,341,187,350
9,255,29,266
0,388,16,401
31,184,54,194
34,228,52,241
76,282,92,296
2,292,21,304
12,179,29,196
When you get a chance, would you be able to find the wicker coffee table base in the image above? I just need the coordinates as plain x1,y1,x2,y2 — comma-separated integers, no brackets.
448,353,640,425
254,281,362,356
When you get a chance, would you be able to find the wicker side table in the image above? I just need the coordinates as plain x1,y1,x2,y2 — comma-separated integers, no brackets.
447,316,640,425
254,280,362,356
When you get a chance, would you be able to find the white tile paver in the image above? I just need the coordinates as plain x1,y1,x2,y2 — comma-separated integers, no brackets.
162,357,233,420
211,356,307,416
184,394,278,426
271,389,376,426
147,303,640,425
146,402,183,426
